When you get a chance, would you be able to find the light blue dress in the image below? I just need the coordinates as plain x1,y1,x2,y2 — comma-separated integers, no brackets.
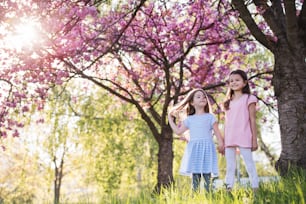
179,113,219,177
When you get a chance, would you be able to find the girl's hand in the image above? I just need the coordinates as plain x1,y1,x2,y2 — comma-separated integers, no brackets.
179,136,185,141
218,144,225,155
179,134,189,142
217,138,225,155
251,140,258,151
168,110,176,119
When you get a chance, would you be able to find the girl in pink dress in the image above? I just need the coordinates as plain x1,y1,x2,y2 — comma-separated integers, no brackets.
223,69,259,191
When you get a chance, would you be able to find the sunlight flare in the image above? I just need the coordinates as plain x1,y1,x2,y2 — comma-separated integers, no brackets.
4,18,40,51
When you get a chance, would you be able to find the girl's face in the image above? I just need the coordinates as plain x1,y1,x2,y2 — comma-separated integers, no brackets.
191,91,207,108
229,74,247,92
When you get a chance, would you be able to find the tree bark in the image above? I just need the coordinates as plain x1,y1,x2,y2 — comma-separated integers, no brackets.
154,129,174,193
273,45,306,174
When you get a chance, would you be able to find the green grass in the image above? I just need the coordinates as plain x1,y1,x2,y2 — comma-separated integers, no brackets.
77,169,306,204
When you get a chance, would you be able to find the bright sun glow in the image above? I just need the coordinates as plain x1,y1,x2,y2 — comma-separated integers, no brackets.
5,19,40,51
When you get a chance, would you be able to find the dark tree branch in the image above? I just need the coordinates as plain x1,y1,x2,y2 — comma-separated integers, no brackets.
86,0,148,69
260,1,287,43
232,0,274,51
62,58,162,142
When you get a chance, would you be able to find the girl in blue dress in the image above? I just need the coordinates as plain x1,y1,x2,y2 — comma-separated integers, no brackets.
168,88,224,192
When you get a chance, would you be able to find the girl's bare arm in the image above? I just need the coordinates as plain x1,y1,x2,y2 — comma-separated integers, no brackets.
249,103,258,151
213,122,225,154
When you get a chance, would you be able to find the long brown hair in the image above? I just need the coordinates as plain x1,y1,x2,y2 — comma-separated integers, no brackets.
170,88,212,116
223,69,251,110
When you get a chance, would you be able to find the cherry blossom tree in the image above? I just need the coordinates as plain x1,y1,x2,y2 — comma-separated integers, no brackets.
0,0,271,191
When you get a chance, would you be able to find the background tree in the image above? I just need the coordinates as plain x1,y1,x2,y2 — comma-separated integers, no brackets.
0,137,36,203
44,87,75,204
0,76,179,202
72,83,158,195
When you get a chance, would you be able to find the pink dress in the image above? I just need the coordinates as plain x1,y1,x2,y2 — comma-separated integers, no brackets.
224,94,257,148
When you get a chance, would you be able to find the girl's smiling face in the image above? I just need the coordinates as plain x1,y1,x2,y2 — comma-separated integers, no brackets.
229,74,247,92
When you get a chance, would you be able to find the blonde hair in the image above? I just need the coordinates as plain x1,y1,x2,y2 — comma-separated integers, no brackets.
170,88,212,117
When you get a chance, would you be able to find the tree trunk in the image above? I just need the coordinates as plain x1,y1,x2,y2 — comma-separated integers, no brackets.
272,44,306,175
54,167,61,204
155,129,174,193
53,155,64,204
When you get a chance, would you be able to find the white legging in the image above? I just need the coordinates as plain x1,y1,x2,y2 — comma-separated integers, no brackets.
225,147,259,188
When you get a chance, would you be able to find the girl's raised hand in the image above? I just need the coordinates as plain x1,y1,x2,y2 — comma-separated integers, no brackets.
168,110,175,118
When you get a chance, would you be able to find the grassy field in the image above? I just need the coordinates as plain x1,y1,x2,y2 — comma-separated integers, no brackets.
88,169,306,204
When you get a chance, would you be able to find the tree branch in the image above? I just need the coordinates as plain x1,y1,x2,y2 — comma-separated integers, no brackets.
232,0,274,51
259,1,287,43
258,133,277,166
86,0,148,69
